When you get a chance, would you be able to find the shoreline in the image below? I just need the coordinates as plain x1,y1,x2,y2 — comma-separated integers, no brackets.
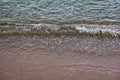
0,24,120,39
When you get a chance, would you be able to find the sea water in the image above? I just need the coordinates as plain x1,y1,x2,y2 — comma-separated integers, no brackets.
0,0,120,36
0,0,120,21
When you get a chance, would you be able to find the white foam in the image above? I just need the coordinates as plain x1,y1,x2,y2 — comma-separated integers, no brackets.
75,24,120,35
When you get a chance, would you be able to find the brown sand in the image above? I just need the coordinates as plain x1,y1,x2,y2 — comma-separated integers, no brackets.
0,36,120,80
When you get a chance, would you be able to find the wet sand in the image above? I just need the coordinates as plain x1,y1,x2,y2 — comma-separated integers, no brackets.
0,36,120,80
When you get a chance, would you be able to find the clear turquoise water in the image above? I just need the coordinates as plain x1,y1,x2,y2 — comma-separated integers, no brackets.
0,0,120,21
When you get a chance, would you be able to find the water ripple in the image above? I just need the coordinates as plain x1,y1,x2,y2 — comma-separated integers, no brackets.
0,0,120,21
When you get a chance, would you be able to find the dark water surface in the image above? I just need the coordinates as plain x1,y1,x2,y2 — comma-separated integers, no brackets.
0,0,120,21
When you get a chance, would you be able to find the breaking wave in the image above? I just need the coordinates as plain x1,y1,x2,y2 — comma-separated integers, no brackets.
0,19,120,38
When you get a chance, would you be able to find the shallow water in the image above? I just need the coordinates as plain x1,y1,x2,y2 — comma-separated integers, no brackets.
0,36,120,55
0,36,120,80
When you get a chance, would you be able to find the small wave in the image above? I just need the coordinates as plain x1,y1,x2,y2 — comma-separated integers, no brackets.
0,19,120,38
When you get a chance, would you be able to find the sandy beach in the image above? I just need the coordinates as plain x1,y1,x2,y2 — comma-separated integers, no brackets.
0,36,120,80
